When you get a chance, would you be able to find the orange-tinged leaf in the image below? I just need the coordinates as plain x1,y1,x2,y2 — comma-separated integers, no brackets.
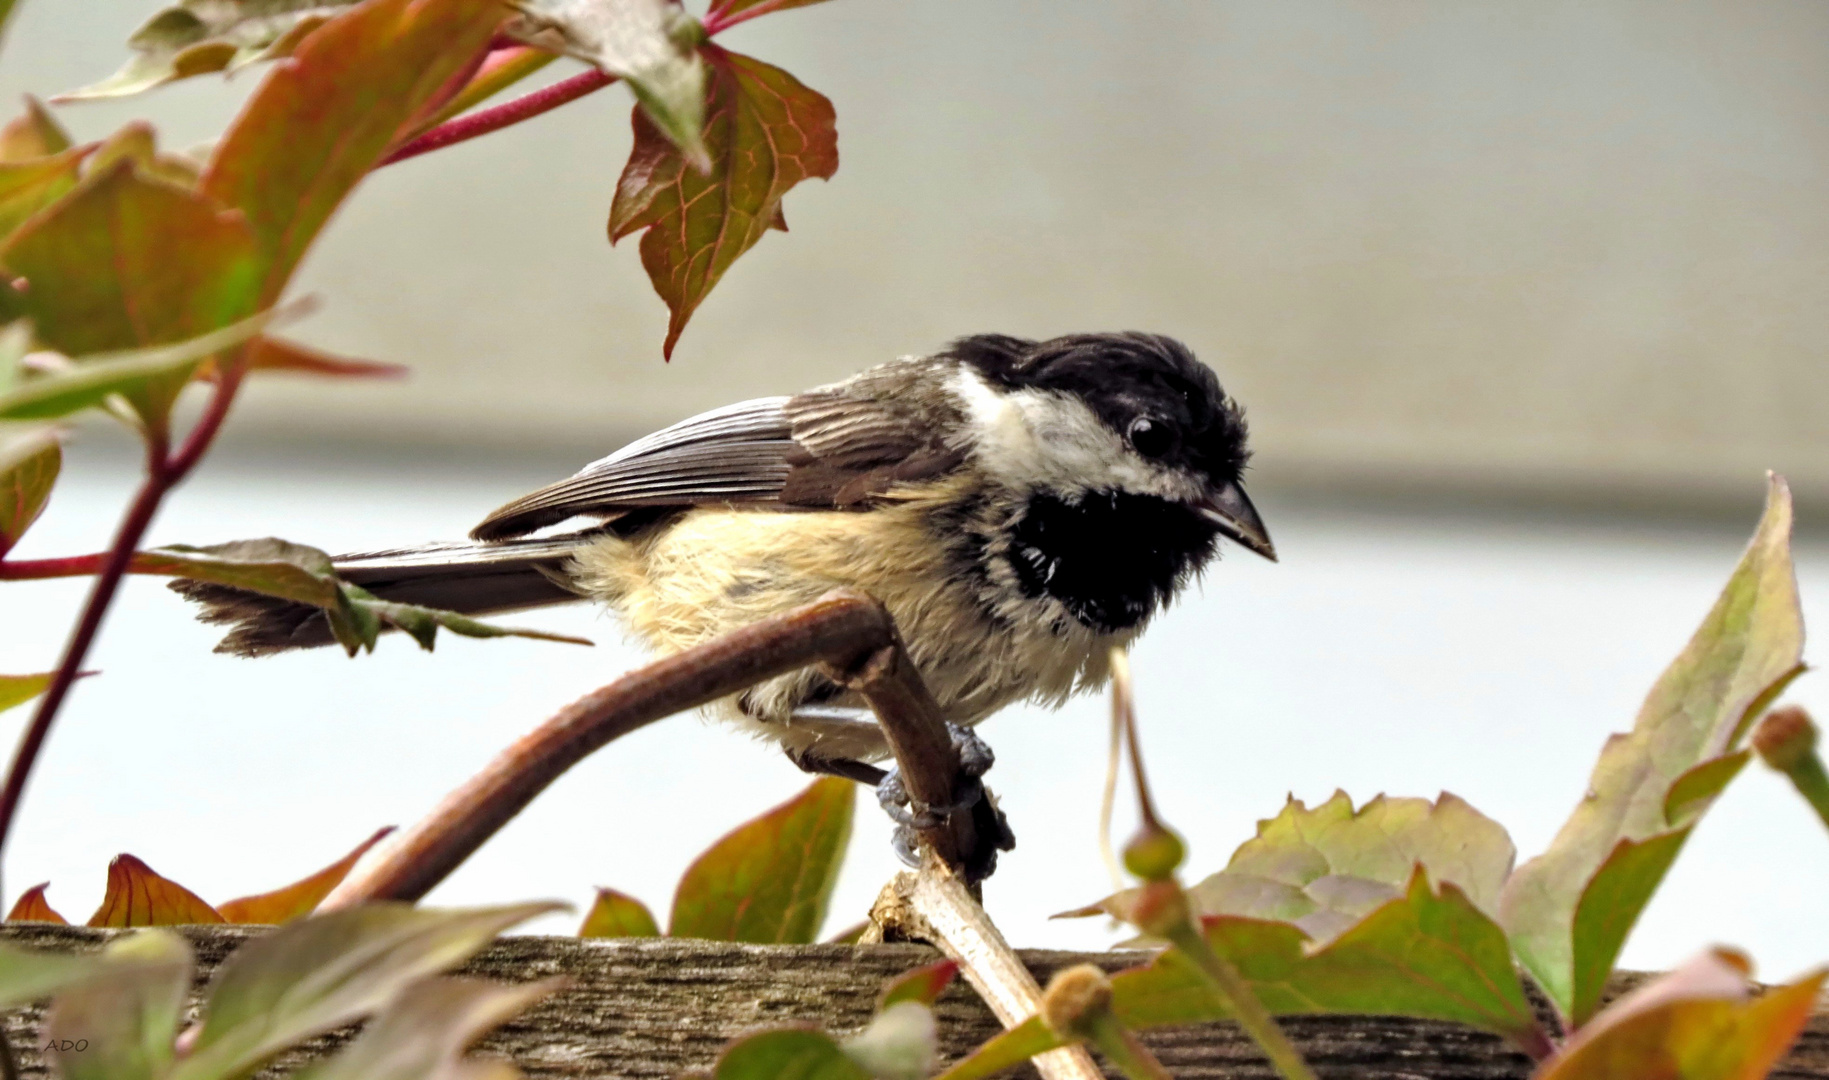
87,854,225,927
609,44,836,358
1536,951,1826,1080
0,428,60,556
879,959,958,1009
579,887,660,938
0,97,73,162
200,0,506,298
0,147,86,241
6,883,66,923
243,336,406,379
217,826,394,924
669,776,853,943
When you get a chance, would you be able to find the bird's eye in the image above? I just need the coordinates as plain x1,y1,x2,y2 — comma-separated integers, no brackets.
1127,417,1176,459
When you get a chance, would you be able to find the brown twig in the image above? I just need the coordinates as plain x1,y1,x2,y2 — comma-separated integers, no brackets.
324,590,995,907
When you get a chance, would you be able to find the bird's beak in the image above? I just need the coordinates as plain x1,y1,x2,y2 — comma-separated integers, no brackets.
1196,482,1277,562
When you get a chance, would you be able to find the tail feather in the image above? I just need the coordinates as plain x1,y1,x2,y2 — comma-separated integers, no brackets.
172,530,602,657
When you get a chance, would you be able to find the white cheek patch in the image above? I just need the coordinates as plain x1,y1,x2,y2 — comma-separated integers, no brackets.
947,368,1201,501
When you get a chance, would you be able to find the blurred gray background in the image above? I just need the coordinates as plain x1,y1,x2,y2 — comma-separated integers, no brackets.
3,1,1828,975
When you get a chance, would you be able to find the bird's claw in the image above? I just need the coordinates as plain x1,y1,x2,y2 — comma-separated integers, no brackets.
876,723,1013,870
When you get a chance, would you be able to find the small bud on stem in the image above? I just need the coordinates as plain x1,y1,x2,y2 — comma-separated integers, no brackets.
1753,706,1829,832
1040,965,1172,1080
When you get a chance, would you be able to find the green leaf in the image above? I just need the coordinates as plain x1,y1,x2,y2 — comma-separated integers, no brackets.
608,44,837,358
713,1029,869,1080
199,0,506,297
0,426,60,555
668,776,853,944
150,538,590,654
0,306,276,422
0,148,86,241
1498,475,1804,1022
171,902,561,1080
1565,830,1692,1030
0,97,73,161
138,537,342,607
879,960,958,1009
512,0,709,170
0,937,107,1007
0,158,263,423
45,930,192,1080
578,887,660,938
291,975,563,1080
931,1017,1059,1080
218,826,397,924
0,673,52,716
841,1000,938,1080
1537,950,1825,1080
1185,791,1515,944
1105,869,1547,1053
58,2,354,102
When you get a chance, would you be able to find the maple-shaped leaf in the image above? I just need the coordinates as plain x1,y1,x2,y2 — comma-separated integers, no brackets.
609,43,837,358
511,0,710,170
217,826,395,924
87,853,225,927
6,882,67,924
57,1,356,102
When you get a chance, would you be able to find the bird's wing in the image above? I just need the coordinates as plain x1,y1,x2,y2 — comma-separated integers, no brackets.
470,387,966,540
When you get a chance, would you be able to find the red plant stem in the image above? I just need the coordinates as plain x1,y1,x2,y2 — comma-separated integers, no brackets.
0,555,109,580
0,365,248,885
379,68,615,167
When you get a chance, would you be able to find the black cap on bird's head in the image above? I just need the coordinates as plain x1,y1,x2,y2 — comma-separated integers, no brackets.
945,331,1275,561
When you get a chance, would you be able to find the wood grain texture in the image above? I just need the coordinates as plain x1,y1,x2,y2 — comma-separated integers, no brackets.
3,924,1826,1079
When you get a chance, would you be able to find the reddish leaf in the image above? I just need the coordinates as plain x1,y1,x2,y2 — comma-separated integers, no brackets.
704,0,834,30
0,97,73,162
86,854,225,927
0,147,86,241
0,428,59,556
6,883,66,924
217,826,395,924
579,887,661,938
201,0,506,297
609,44,837,357
879,959,958,1010
669,776,854,943
243,336,407,379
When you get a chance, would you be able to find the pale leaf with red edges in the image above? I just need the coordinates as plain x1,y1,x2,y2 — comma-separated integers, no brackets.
609,44,837,357
86,854,225,927
217,826,395,924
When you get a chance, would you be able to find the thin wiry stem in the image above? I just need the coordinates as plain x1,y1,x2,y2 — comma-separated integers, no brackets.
379,68,615,167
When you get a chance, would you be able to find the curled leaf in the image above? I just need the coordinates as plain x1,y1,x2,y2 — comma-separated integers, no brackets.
218,826,396,924
1500,475,1804,1023
511,0,708,169
86,853,225,927
57,1,354,102
609,44,836,357
669,776,854,944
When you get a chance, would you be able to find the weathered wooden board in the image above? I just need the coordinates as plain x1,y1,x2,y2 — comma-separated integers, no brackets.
3,925,1825,1079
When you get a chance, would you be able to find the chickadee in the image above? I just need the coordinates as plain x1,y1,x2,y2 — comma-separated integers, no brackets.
181,332,1273,779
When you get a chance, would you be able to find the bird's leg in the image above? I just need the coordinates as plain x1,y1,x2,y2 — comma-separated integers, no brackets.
784,744,887,786
874,723,1013,871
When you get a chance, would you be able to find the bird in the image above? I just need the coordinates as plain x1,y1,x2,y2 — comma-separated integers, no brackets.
176,331,1273,815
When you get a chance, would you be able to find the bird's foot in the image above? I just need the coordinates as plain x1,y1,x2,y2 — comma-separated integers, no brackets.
876,724,1014,871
